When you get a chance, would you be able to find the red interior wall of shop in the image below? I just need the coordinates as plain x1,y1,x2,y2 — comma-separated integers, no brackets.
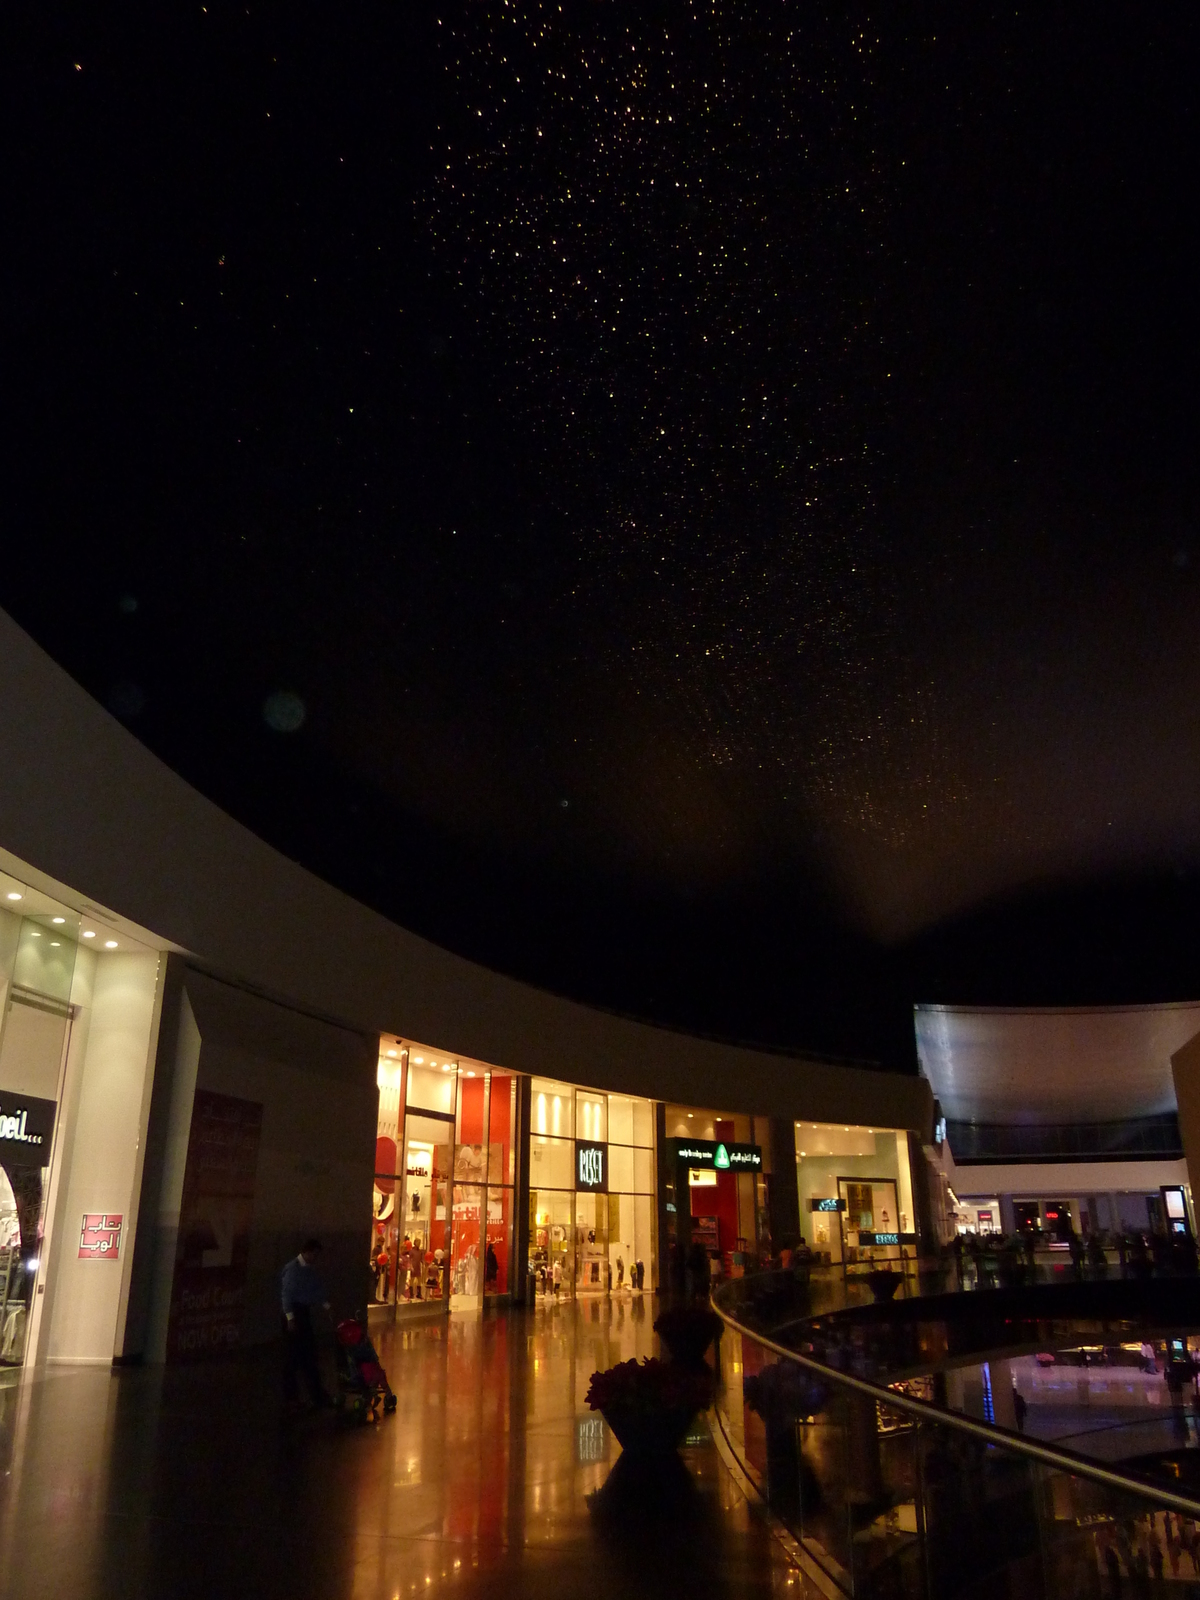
487,1075,514,1290
690,1119,740,1261
459,1076,487,1142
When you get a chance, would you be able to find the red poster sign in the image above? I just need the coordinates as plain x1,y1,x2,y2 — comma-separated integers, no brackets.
167,1090,264,1362
78,1213,123,1259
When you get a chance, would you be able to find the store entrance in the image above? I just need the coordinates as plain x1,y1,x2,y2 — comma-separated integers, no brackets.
574,1192,609,1294
395,1113,452,1304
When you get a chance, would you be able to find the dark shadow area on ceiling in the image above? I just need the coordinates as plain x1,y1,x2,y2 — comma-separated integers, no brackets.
901,872,1200,1011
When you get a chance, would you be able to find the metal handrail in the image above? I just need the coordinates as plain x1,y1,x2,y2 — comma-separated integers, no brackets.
711,1280,1200,1521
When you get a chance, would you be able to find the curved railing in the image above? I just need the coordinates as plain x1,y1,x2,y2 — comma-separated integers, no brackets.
711,1271,1200,1599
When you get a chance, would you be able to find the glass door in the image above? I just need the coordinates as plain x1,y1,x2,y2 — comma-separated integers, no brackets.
400,1113,453,1303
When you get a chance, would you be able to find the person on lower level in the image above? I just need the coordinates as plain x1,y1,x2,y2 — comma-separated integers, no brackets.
282,1237,333,1408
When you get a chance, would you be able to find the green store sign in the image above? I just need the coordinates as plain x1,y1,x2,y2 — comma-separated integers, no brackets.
667,1138,762,1172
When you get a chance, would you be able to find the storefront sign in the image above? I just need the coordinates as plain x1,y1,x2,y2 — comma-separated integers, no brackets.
667,1138,762,1172
0,1093,56,1166
810,1197,846,1213
859,1231,900,1246
576,1140,607,1192
167,1091,264,1363
78,1213,123,1258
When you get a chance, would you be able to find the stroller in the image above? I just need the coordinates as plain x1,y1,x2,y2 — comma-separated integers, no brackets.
334,1317,398,1423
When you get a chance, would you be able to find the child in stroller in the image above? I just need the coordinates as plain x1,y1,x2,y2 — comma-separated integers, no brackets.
334,1317,398,1422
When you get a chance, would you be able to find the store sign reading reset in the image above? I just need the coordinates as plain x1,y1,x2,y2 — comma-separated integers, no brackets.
668,1139,762,1172
0,1094,56,1164
576,1141,608,1192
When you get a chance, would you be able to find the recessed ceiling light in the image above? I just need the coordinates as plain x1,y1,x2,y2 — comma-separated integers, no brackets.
50,941,60,947
687,1113,694,1118
82,931,95,939
386,1049,397,1058
6,892,21,901
52,916,65,925
466,1070,476,1077
800,1151,806,1156
429,1060,438,1067
29,931,41,939
104,940,118,949
413,1055,424,1063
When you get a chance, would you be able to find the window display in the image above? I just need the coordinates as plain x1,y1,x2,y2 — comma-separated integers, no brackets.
528,1080,654,1301
373,1046,456,1312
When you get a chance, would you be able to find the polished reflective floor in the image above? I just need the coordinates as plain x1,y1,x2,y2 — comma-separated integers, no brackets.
0,1299,814,1600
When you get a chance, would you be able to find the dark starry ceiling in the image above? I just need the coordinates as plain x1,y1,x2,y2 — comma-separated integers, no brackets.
4,4,1199,1069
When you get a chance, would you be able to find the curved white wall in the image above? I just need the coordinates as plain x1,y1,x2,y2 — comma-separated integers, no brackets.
0,610,930,1133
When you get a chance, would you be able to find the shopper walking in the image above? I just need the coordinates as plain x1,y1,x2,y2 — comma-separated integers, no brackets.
282,1237,333,1408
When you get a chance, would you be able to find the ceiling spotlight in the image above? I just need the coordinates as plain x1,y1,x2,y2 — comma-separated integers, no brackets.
29,931,41,939
429,1060,438,1067
50,941,60,947
466,1070,476,1077
6,892,21,901
413,1055,424,1064
52,916,65,924
82,931,96,939
386,1049,397,1058
104,940,118,949
687,1113,694,1118
441,1063,451,1072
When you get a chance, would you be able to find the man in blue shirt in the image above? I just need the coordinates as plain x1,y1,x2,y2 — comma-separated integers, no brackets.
282,1238,333,1408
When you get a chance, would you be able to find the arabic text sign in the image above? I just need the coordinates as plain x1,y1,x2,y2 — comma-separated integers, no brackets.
79,1213,123,1259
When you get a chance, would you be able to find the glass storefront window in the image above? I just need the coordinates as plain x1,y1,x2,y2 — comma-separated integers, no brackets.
530,1189,574,1295
794,1121,907,1265
0,885,81,1367
485,1185,512,1294
527,1084,655,1302
529,1135,573,1190
407,1058,456,1116
532,1079,573,1138
488,1073,517,1186
574,1191,608,1291
576,1092,606,1143
451,1184,485,1296
607,1095,654,1148
398,1113,452,1303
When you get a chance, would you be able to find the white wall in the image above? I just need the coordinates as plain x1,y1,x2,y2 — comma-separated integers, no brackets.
26,945,95,1363
44,953,160,1362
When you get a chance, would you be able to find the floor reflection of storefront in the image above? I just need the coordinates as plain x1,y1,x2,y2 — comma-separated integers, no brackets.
527,1079,654,1300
